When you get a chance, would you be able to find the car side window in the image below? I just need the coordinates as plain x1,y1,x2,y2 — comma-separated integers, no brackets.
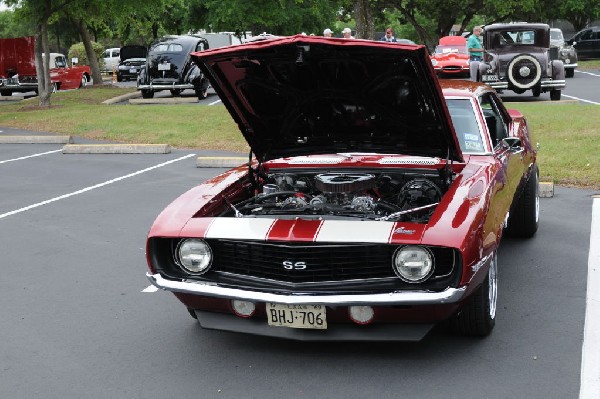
581,30,593,40
55,56,66,68
446,99,487,154
479,93,508,148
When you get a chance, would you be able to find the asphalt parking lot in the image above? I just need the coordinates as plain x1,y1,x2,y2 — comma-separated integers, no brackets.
0,127,597,398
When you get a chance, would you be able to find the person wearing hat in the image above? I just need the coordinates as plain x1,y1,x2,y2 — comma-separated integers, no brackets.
342,28,354,39
323,28,333,37
380,28,397,42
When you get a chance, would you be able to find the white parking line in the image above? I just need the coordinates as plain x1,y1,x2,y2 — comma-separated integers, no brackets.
580,197,600,399
576,70,600,78
562,94,600,105
209,99,222,106
0,153,196,220
0,149,62,164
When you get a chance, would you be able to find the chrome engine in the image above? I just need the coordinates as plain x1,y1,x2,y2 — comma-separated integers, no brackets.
225,170,447,223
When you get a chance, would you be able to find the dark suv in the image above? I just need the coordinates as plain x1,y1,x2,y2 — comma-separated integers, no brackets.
473,23,565,100
568,26,600,59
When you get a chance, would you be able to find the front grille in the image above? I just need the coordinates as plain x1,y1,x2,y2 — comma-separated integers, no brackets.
206,239,455,284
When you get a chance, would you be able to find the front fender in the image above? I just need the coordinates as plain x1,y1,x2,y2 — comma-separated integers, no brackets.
551,60,565,80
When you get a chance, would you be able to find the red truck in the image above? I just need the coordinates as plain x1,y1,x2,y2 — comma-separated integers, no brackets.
0,36,91,96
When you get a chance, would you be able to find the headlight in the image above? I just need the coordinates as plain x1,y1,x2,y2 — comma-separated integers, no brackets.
176,239,212,274
118,65,128,70
560,49,570,56
431,59,438,66
393,246,434,283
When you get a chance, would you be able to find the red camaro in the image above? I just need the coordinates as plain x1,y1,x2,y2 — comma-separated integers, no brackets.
145,35,539,341
430,35,471,77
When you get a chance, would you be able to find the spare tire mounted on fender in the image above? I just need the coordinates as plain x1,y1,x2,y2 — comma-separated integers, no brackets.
507,54,542,89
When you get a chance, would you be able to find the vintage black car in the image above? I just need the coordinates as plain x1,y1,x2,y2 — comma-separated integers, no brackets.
568,26,600,59
116,45,147,82
137,35,210,99
473,23,565,100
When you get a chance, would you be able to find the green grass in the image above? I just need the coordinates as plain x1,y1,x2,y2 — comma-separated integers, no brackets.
0,85,598,189
578,59,600,70
505,102,599,189
0,87,249,152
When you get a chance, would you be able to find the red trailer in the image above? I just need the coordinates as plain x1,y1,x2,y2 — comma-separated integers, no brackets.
0,36,91,96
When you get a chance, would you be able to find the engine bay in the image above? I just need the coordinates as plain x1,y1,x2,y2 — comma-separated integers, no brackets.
222,168,451,223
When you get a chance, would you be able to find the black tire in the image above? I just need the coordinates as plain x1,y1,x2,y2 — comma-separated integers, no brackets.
51,82,58,93
187,308,198,319
506,165,539,238
531,87,541,97
550,90,561,101
195,87,208,99
449,252,497,337
117,75,123,82
79,74,88,88
0,90,12,96
141,89,154,99
170,89,182,97
565,68,574,78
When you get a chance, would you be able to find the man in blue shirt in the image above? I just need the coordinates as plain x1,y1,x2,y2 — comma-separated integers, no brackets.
467,26,483,61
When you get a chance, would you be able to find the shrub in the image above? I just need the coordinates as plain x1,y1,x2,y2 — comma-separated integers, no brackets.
68,41,105,67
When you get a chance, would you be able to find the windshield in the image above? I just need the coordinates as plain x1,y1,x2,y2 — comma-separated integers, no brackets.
446,99,487,154
434,45,467,55
550,30,564,41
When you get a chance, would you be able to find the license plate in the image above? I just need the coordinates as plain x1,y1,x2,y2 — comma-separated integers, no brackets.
482,75,498,82
129,68,137,73
158,63,170,71
267,303,327,329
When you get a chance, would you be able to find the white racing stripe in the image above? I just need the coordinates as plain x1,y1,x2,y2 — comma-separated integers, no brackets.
0,153,196,220
580,197,600,398
562,94,600,105
205,217,276,240
316,220,396,243
0,149,62,164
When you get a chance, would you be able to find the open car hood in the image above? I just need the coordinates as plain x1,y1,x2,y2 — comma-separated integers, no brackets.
120,45,147,61
192,35,462,163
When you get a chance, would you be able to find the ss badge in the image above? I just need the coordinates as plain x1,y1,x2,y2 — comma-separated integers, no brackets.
282,261,307,270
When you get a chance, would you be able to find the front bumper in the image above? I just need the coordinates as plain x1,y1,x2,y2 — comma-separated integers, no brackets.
137,82,193,91
146,272,467,306
483,77,566,91
0,79,37,92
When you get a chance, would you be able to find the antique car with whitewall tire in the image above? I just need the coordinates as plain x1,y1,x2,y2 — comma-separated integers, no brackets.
550,28,577,78
116,45,147,82
145,36,539,341
473,23,565,100
136,35,210,99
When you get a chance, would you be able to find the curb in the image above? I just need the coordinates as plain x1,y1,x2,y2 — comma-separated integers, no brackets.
540,182,554,198
0,96,23,102
102,91,142,105
63,144,171,154
196,156,248,168
129,97,198,105
0,135,73,144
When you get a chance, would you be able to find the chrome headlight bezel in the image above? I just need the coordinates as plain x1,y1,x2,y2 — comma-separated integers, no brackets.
175,238,213,274
431,59,438,66
392,245,435,283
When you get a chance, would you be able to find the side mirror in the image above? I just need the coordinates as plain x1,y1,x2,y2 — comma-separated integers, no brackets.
502,137,522,149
